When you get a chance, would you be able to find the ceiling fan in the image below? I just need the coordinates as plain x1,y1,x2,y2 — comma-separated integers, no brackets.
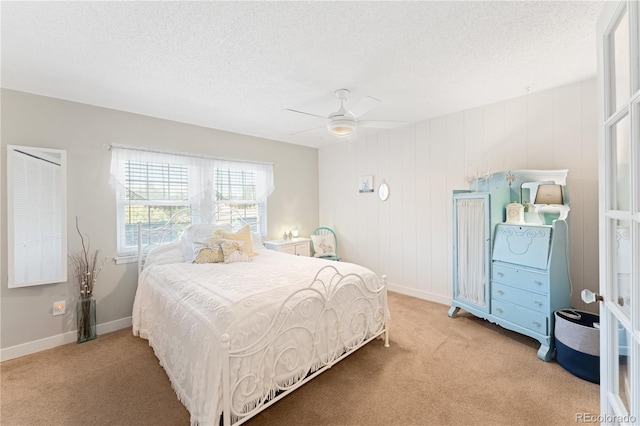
285,89,406,137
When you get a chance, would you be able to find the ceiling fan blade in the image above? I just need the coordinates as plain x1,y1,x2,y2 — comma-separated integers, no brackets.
359,120,407,129
349,96,382,117
290,125,326,136
283,108,327,120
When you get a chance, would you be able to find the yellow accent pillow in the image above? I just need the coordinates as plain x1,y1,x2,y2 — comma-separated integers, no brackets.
214,224,258,257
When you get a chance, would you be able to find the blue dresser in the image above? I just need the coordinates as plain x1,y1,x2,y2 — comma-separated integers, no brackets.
448,170,571,361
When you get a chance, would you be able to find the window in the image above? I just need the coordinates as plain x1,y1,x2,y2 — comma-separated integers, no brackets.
213,167,262,228
119,161,191,254
110,147,273,257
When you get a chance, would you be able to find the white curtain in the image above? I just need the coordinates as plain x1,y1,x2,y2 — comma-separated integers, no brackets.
456,198,486,306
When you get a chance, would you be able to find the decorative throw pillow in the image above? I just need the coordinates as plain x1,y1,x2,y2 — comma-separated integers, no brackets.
214,224,258,257
192,236,224,264
311,234,337,258
180,223,233,261
220,239,252,263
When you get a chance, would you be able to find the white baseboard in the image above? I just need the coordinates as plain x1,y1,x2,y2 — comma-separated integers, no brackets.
386,283,452,306
0,316,132,362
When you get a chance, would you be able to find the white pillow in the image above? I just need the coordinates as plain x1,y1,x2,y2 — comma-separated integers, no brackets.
180,223,233,261
251,232,265,251
220,239,252,263
311,234,337,258
144,241,184,268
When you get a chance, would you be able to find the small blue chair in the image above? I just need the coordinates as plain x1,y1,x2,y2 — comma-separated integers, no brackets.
311,227,341,261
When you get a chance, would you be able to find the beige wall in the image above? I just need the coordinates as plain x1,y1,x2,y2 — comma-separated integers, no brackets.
0,89,319,351
319,78,598,312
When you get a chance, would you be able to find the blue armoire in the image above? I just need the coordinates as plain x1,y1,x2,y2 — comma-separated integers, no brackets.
448,170,572,361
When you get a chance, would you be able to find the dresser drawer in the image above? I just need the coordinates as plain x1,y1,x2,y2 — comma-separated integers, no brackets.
279,245,296,255
264,238,311,257
492,282,549,314
492,262,548,294
491,299,548,335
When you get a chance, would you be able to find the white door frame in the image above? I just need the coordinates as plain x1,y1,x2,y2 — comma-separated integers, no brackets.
597,1,639,423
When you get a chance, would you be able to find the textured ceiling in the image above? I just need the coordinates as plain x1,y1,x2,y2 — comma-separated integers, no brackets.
1,1,604,148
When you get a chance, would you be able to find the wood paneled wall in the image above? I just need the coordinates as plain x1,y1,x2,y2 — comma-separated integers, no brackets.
319,78,598,311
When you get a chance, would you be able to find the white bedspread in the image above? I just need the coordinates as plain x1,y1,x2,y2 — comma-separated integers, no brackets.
132,245,387,425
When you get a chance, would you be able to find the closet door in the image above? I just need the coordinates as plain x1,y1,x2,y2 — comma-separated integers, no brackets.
451,192,491,316
597,1,638,422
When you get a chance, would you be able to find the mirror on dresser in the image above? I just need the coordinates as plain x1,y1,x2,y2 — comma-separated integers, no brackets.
7,145,67,288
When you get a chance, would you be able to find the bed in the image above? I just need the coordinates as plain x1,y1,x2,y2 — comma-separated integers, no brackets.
132,219,390,426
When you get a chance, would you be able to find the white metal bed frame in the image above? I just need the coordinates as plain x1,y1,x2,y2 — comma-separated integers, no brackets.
136,210,390,425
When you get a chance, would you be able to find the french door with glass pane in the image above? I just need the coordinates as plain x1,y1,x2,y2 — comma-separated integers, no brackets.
597,1,638,423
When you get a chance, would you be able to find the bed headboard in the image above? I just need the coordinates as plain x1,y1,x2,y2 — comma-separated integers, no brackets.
136,206,256,275
137,208,190,275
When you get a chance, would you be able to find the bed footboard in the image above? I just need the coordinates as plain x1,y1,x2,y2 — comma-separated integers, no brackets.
220,265,389,426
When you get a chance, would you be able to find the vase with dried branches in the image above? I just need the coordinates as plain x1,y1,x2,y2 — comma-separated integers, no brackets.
69,217,106,343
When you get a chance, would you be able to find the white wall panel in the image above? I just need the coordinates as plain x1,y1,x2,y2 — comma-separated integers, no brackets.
526,90,554,168
377,131,392,284
579,78,599,312
401,126,417,290
483,102,506,173
463,108,484,185
415,121,431,293
341,139,358,258
429,117,449,299
445,114,465,298
552,83,586,309
319,79,599,309
504,96,529,170
355,137,368,266
365,134,380,270
387,129,404,285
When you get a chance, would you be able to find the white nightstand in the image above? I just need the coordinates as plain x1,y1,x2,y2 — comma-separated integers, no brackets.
263,238,311,257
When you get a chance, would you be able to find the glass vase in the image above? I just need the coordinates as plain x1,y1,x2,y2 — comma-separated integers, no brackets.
77,296,96,343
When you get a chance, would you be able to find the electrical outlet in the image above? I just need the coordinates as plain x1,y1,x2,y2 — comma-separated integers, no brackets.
53,301,66,316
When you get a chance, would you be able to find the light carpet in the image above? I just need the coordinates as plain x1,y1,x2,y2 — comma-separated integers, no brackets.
1,292,598,425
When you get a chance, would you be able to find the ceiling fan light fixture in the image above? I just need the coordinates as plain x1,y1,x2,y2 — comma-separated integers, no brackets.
328,117,356,136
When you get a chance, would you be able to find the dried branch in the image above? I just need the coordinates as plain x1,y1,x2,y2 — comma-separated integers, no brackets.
70,217,107,297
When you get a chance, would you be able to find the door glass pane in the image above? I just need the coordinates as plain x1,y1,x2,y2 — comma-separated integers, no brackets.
612,114,631,211
614,9,630,111
614,220,631,318
615,316,631,414
636,102,640,206
636,4,640,93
